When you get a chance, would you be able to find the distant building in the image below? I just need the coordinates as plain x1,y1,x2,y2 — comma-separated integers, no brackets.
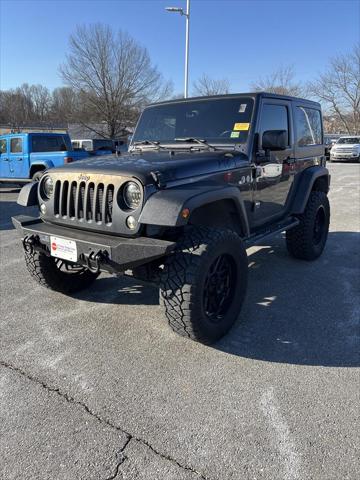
67,123,133,142
0,123,67,135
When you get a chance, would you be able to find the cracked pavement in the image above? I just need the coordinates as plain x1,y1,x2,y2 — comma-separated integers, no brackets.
0,163,359,480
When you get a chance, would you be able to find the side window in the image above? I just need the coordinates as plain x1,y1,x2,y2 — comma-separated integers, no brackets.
0,139,7,154
10,138,23,153
32,135,68,152
81,141,92,151
58,136,69,151
260,104,289,145
295,107,322,146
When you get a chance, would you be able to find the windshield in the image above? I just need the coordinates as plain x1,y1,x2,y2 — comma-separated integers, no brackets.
132,97,254,146
337,137,360,144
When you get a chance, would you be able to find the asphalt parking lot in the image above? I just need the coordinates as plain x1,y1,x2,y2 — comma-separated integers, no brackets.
0,162,359,480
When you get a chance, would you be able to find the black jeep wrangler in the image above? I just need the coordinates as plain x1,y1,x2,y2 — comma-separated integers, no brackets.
13,93,330,344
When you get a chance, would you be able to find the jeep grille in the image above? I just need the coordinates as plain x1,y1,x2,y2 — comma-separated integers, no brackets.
54,180,115,225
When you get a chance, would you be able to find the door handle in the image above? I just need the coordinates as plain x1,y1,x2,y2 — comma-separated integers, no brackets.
2,157,9,161
17,157,23,161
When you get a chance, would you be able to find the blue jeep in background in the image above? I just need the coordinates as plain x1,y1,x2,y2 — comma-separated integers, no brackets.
0,132,89,183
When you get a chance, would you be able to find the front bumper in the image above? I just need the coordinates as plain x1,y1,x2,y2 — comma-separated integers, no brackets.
330,153,360,161
12,215,175,274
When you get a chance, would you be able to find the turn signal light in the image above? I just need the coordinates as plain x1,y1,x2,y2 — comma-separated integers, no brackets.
64,157,73,163
181,208,190,219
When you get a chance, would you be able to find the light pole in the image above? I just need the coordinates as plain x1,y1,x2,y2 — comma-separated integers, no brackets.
166,0,190,98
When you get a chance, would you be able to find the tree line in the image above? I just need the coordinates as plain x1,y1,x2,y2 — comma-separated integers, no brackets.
0,23,358,136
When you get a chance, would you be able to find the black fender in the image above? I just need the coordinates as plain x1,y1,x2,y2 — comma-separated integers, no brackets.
291,166,330,214
139,185,250,236
17,182,38,207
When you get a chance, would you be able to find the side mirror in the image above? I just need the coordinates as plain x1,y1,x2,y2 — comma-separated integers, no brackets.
262,130,288,150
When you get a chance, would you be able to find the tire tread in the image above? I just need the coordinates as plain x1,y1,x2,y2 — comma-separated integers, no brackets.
24,249,98,293
286,191,330,260
160,226,247,343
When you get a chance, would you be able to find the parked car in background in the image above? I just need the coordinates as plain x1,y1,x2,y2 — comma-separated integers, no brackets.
324,134,340,160
0,133,89,183
72,138,115,156
330,135,360,162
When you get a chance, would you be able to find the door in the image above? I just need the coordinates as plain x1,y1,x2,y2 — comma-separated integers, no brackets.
0,137,9,177
253,100,295,225
8,136,26,178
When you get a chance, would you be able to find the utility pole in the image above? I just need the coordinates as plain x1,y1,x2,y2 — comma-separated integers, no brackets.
166,0,191,98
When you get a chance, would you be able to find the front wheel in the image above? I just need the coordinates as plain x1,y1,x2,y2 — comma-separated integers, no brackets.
286,191,330,261
160,227,248,344
24,249,99,293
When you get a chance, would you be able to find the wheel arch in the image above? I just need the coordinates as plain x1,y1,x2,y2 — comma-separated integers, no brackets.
291,166,330,215
139,186,250,237
29,162,51,178
188,199,248,237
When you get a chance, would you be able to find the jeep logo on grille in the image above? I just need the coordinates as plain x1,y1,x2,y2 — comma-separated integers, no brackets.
78,174,90,182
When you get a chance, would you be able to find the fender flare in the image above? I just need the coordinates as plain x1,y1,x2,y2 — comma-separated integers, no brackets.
17,182,38,207
29,161,53,176
139,185,250,236
291,166,330,214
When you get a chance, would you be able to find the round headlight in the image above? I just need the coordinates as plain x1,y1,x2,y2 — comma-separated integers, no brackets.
42,176,54,198
123,182,141,209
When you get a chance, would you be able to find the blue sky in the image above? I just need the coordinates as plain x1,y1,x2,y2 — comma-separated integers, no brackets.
0,0,359,95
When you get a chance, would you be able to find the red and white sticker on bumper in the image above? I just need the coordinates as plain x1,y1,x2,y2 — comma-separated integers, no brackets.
50,236,78,263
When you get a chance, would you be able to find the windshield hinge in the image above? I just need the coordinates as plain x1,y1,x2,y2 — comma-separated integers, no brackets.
151,171,167,189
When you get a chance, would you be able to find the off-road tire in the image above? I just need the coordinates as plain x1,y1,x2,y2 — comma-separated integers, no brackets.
286,191,330,261
160,226,248,344
24,249,99,294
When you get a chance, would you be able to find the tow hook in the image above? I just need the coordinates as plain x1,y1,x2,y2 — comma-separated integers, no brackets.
83,250,108,274
22,235,36,253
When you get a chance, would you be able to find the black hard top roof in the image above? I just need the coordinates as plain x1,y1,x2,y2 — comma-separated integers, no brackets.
150,92,321,108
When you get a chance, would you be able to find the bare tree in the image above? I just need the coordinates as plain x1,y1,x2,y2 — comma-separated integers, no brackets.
60,23,172,138
308,45,360,134
193,74,230,96
0,83,53,127
29,84,52,120
251,65,304,97
51,87,78,122
0,85,34,127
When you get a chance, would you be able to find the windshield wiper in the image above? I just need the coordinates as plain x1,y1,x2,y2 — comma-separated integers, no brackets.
174,137,217,151
132,140,167,151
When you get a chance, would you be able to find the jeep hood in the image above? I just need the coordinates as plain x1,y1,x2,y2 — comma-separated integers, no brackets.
51,150,246,184
333,143,360,149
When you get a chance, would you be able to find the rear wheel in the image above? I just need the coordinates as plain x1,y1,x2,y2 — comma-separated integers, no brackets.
286,191,330,260
160,226,248,344
24,249,99,293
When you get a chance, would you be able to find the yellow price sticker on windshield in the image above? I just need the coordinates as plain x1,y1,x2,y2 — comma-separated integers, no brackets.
233,122,250,131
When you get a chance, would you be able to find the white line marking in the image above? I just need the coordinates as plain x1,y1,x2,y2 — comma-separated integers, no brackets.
339,269,360,347
260,387,301,480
